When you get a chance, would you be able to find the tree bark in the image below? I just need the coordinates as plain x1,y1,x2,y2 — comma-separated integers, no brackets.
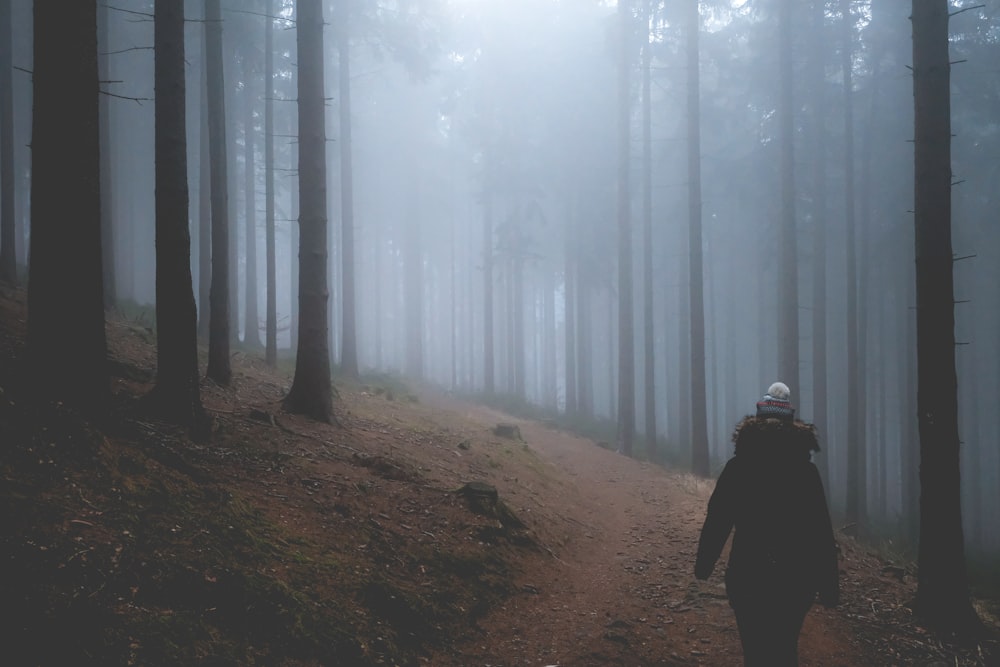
809,0,829,485
687,0,709,476
482,166,495,393
641,0,657,458
911,0,980,635
405,187,423,379
243,68,259,348
337,1,359,378
264,0,277,366
205,0,231,385
564,203,577,415
616,0,635,457
0,0,15,284
283,0,332,422
27,0,107,413
97,0,115,306
777,0,800,396
148,0,202,426
842,0,866,531
197,60,211,339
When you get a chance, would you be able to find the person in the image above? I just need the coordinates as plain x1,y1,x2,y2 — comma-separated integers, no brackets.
695,381,839,667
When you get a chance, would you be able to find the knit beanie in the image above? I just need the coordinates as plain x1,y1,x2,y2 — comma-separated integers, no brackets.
756,381,795,420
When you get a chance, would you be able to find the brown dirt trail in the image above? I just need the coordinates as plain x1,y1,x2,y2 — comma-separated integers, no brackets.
421,398,867,667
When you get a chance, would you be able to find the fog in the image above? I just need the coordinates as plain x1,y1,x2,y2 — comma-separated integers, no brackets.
4,0,999,559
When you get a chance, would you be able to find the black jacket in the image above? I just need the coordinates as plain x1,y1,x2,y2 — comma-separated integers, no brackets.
695,416,839,608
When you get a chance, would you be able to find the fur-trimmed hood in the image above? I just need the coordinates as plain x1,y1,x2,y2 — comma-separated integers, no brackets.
732,415,819,461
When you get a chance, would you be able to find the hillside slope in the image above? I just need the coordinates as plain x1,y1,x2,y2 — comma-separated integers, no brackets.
0,286,996,666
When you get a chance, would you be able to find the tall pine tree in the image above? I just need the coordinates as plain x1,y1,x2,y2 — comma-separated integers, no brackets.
27,0,107,413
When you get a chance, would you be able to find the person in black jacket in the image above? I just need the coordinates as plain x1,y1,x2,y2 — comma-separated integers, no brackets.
695,381,839,667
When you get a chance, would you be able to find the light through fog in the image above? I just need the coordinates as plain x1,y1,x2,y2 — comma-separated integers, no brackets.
5,0,997,560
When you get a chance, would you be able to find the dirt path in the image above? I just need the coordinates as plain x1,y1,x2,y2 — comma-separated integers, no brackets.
424,400,870,666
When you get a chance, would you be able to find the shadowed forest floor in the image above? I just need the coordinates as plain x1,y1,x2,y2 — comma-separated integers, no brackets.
0,284,997,666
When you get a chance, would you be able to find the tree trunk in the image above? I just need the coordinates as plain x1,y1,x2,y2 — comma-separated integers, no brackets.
809,0,829,482
577,268,594,417
264,1,277,366
543,267,557,409
197,61,211,339
405,191,423,379
778,0,800,395
564,204,577,415
226,45,239,348
616,0,634,457
337,2,359,378
513,245,525,399
148,0,202,426
687,0,709,476
902,265,919,544
911,0,980,635
27,0,107,413
640,0,657,457
97,0,114,306
450,211,457,389
0,0,15,284
842,0,865,531
243,69,259,348
482,175,495,393
284,0,332,422
205,0,231,385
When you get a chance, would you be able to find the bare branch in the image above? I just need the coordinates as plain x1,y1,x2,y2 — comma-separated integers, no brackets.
949,4,985,18
224,8,295,23
100,90,150,105
102,4,153,19
101,46,154,56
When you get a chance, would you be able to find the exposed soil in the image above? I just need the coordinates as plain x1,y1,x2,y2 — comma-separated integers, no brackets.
1,284,997,666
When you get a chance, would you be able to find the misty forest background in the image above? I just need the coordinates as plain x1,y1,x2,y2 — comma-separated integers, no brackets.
2,0,999,609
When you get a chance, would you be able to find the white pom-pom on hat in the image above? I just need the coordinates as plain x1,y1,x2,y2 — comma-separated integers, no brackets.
767,381,790,401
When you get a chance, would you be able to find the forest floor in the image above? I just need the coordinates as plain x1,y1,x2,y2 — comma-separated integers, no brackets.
1,284,998,666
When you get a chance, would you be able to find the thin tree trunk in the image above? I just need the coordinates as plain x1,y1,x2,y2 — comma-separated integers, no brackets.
616,0,635,457
243,71,259,348
809,0,829,478
543,268,557,408
513,245,525,399
205,0,231,384
450,209,457,389
198,61,211,339
284,0,331,422
641,0,657,456
264,2,277,365
405,193,423,379
337,2,359,378
226,45,239,347
148,0,202,426
97,0,115,306
778,0,800,395
564,204,577,415
902,262,919,544
687,0,709,476
577,268,593,417
373,221,382,369
0,0,15,283
243,79,260,348
482,174,495,393
843,0,865,531
911,0,980,635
